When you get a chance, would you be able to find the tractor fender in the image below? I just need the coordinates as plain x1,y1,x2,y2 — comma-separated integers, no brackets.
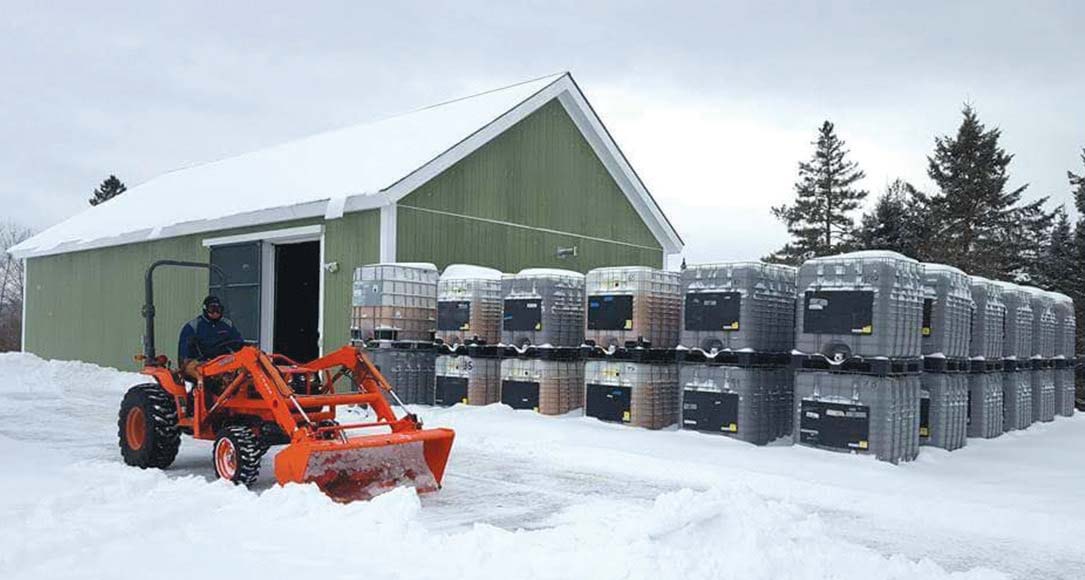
141,367,186,397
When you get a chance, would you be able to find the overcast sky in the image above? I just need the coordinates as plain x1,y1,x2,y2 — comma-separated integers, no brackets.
3,1,1083,262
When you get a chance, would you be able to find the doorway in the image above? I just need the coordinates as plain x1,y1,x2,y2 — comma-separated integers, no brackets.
272,241,320,361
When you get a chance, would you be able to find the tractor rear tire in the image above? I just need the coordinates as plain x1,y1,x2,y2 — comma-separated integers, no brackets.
212,425,265,486
118,384,181,469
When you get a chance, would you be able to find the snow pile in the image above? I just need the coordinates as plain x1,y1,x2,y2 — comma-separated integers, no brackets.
1,353,1081,579
0,435,1000,580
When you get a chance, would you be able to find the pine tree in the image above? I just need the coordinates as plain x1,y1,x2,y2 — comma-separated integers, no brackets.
1034,207,1075,291
89,175,127,206
768,121,868,264
925,105,1040,278
854,179,932,259
1068,149,1085,353
998,197,1054,283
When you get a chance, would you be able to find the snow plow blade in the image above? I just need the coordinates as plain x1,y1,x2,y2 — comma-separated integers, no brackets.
275,428,455,502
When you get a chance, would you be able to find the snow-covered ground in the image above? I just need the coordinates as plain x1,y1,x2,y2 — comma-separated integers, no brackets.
1,352,1082,580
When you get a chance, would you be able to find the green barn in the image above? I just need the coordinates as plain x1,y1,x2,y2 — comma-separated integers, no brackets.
11,73,683,370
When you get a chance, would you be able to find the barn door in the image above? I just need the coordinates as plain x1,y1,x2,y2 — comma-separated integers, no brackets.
209,242,262,345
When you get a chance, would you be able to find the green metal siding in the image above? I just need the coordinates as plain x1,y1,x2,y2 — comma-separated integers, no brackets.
322,209,381,350
397,97,663,270
24,212,378,370
396,207,661,272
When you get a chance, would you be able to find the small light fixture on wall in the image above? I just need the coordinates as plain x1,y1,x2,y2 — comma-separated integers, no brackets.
323,261,339,273
556,246,578,259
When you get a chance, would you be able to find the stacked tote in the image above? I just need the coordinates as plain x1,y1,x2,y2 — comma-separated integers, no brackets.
352,263,439,405
997,282,1034,431
918,263,972,451
966,277,1006,439
678,262,797,444
792,251,923,464
1050,292,1077,417
434,264,505,407
500,269,586,416
583,266,682,430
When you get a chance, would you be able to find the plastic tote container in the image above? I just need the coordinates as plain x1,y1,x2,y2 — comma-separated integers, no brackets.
919,372,968,451
1055,367,1075,417
680,262,797,354
366,345,436,405
584,266,681,349
969,277,1006,362
435,354,502,406
585,360,680,430
967,372,1003,439
1050,292,1076,360
1001,371,1032,431
499,357,585,415
502,269,585,348
920,263,973,359
1024,287,1057,359
1030,368,1056,423
436,264,504,346
995,282,1033,362
679,363,793,444
793,371,920,464
795,251,924,360
351,263,438,342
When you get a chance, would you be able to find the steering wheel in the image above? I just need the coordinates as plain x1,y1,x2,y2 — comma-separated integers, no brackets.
210,338,248,355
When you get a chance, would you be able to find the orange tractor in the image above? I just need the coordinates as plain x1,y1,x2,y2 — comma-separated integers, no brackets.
117,260,454,501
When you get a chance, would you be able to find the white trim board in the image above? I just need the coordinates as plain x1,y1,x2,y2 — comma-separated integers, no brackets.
202,224,324,247
20,258,27,352
379,204,397,262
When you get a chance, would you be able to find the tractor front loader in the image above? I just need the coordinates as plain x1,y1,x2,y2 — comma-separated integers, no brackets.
117,260,454,502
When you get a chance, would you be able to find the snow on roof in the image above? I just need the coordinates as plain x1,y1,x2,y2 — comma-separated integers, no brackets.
11,73,682,259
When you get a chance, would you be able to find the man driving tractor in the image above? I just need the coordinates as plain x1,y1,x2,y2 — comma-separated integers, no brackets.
178,295,243,379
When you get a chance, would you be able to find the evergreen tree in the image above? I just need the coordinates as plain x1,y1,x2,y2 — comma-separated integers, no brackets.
1034,207,1075,291
998,196,1054,283
925,105,1041,278
1068,149,1085,353
854,179,932,259
768,121,868,264
89,175,127,206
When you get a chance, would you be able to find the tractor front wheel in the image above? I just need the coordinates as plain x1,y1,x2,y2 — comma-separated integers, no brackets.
213,425,265,486
118,384,181,469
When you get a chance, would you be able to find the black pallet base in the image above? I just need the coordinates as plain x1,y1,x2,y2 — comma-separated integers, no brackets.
501,345,583,361
968,359,1004,373
364,340,437,351
466,344,504,359
1054,358,1075,369
352,328,436,343
1028,359,1057,370
1002,359,1026,372
923,357,969,373
436,342,502,357
581,345,676,363
679,349,791,368
792,354,922,376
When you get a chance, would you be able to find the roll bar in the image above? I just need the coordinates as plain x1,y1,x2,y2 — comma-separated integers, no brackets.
142,260,227,360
